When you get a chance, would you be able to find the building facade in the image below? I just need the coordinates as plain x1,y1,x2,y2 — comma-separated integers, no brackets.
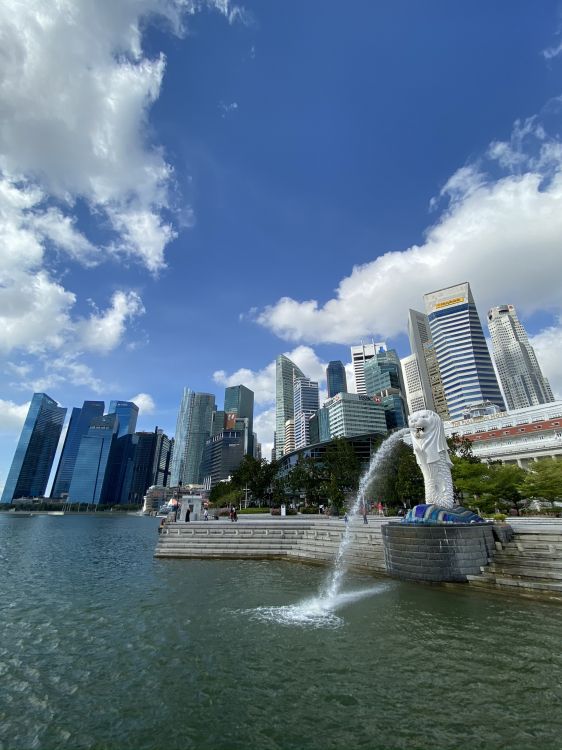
51,400,105,499
326,360,348,398
401,354,427,414
293,377,320,450
364,348,408,430
170,389,216,486
1,393,66,503
67,414,119,505
488,304,555,410
424,282,504,420
108,400,139,438
350,342,386,394
275,355,305,459
445,401,562,467
323,392,387,439
284,419,295,455
405,309,449,419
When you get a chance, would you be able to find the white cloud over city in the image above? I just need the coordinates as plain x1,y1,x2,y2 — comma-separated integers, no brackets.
0,0,242,388
254,115,562,399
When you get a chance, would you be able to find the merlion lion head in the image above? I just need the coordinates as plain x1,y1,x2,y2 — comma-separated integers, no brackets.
408,409,449,465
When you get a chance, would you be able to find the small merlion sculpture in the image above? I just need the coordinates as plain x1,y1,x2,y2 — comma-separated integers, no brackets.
408,410,454,510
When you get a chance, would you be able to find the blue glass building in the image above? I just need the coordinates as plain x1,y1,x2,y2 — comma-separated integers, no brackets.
364,350,408,430
67,414,119,505
1,393,66,503
170,389,215,486
51,400,105,498
108,400,139,438
293,377,320,449
424,283,505,420
224,385,254,455
326,361,348,398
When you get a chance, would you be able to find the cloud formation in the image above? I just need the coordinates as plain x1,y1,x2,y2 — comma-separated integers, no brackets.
254,118,562,384
129,393,156,415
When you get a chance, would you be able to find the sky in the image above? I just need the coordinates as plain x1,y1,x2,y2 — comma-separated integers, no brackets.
1,0,562,487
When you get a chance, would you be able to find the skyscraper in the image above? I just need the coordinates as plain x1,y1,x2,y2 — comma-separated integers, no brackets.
67,413,119,505
293,377,320,450
1,393,66,503
124,428,173,505
170,389,215,486
51,400,105,498
364,349,408,430
424,283,505,420
488,304,555,410
275,354,305,459
224,384,254,454
405,309,449,419
323,393,387,438
326,360,348,398
350,342,386,394
108,400,139,438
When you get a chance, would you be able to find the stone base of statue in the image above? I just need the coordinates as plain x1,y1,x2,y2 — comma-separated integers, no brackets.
382,509,496,582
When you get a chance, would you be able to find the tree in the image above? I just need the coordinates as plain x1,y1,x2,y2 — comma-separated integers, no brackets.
487,464,526,513
521,459,562,501
231,456,278,505
286,456,323,505
321,438,361,512
448,433,480,463
394,442,425,507
451,458,493,510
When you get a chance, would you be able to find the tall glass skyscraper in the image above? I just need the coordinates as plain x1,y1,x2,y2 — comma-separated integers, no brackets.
488,304,555,410
350,342,387,394
51,400,105,498
108,401,139,438
364,349,408,430
67,414,119,505
293,377,320,450
326,361,348,398
170,389,215,486
424,283,505,420
224,384,254,454
275,355,305,459
1,393,66,503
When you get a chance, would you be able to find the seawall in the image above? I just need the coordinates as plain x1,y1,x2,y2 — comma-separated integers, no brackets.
154,516,562,601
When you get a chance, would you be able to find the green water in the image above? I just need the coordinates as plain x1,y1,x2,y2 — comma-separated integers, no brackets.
0,514,560,750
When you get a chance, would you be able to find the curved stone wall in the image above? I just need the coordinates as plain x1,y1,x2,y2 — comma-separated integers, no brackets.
382,522,495,582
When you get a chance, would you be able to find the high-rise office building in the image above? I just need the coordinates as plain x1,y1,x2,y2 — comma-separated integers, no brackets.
67,413,119,505
1,393,66,503
124,428,173,505
323,393,387,439
308,407,331,445
51,400,105,498
275,355,305,459
224,385,254,454
284,419,295,455
401,354,427,414
108,400,139,438
202,416,250,488
424,283,505,420
364,349,408,430
405,309,449,419
170,389,215,486
488,304,555,410
293,377,320,450
326,361,348,398
350,342,386,394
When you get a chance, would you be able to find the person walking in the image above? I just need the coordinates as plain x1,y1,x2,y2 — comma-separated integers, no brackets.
363,504,368,524
204,508,209,521
377,501,384,516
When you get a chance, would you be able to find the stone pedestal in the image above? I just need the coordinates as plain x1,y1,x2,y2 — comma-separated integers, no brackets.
382,522,495,582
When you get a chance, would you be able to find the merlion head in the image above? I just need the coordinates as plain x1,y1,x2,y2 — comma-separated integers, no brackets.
408,409,449,465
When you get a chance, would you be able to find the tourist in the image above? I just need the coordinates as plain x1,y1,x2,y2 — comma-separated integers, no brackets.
158,518,165,534
363,505,368,524
230,505,235,522
185,505,191,522
204,508,209,521
344,512,349,524
377,501,384,516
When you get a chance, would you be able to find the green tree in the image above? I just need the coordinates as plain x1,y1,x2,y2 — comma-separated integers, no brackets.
394,442,425,507
287,456,323,505
321,438,361,512
487,464,526,513
521,459,562,501
231,456,278,505
448,433,480,463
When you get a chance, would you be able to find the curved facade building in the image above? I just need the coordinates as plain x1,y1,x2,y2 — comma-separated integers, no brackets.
275,355,305,459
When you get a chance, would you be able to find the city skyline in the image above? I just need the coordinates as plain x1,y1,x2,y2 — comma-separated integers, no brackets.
2,2,562,486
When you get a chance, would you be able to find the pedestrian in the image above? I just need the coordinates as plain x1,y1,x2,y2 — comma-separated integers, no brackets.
204,508,209,521
377,501,384,516
233,507,238,522
185,505,191,522
363,504,368,524
230,505,235,522
344,512,349,524
158,517,165,534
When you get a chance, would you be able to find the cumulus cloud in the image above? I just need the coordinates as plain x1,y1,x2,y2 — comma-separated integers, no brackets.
0,0,243,386
129,392,156,415
254,118,562,354
530,318,562,399
0,399,31,434
77,292,145,354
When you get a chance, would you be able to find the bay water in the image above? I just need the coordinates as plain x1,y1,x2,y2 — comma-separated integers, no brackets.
1,514,560,750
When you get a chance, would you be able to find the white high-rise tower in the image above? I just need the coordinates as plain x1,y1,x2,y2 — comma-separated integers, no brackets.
350,342,386,394
488,304,554,410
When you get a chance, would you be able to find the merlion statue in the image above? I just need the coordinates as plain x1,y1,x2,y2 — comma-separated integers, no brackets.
408,410,454,510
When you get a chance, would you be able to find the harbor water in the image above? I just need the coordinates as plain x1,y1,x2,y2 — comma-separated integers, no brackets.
0,514,561,750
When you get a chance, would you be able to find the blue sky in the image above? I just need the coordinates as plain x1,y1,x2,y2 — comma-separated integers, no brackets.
1,0,562,484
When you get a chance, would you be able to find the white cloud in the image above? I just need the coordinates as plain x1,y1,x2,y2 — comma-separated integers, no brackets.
254,406,275,460
543,40,562,60
530,318,562,399
254,120,562,346
213,346,329,406
0,399,31,434
129,392,156,415
77,291,145,354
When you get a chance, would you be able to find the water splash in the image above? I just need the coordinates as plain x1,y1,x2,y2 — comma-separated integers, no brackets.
322,428,409,600
246,584,390,629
